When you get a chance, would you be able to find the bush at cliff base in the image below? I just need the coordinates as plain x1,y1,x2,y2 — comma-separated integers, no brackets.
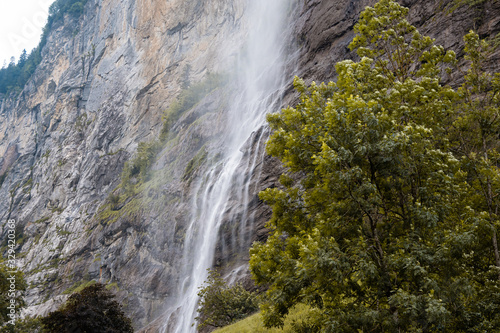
41,283,133,333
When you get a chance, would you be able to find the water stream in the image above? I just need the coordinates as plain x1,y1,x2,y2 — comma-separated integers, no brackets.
161,1,296,331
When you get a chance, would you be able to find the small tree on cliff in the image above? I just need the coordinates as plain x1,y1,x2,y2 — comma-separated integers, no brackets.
249,0,500,331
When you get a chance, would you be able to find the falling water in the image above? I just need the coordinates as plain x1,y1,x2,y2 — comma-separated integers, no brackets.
161,0,296,332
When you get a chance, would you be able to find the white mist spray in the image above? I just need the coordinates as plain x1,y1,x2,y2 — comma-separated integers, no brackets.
161,1,295,332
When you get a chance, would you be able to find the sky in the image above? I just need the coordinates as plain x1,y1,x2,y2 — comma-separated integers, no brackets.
0,0,52,67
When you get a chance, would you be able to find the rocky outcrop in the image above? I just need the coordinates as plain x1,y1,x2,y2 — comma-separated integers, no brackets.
0,0,499,331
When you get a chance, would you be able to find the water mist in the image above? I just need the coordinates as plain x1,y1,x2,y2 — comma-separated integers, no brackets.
161,1,297,331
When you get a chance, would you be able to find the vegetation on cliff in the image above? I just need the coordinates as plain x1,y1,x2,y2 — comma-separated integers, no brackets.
0,0,87,95
0,263,26,326
121,73,225,192
250,0,500,332
97,73,226,226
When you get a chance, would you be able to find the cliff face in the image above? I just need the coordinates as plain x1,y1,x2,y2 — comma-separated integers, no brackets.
0,0,251,327
0,0,499,330
294,0,500,82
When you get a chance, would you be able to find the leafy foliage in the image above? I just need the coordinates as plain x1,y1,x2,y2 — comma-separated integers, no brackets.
445,31,500,331
108,193,121,211
249,0,500,332
0,316,43,333
47,0,87,24
0,263,26,325
196,269,259,330
0,50,40,95
0,0,87,95
62,279,96,294
40,283,133,333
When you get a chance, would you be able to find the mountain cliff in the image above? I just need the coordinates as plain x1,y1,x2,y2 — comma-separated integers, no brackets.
0,0,498,331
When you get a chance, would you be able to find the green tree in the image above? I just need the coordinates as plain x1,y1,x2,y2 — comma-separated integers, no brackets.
195,269,258,330
0,316,43,333
0,263,26,325
456,31,500,277
445,30,500,331
17,50,27,69
0,0,88,95
40,283,133,333
249,0,500,332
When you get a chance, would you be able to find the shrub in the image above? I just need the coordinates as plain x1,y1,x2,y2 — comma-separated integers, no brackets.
0,317,43,333
108,193,120,211
196,269,258,330
41,283,133,333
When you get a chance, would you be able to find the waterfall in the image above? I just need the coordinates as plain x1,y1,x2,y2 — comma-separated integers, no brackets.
161,1,296,332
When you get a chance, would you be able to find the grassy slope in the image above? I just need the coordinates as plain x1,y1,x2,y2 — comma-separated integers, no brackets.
212,304,312,333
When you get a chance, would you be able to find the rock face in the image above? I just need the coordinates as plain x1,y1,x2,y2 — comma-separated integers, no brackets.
294,0,500,83
0,0,499,330
0,0,251,327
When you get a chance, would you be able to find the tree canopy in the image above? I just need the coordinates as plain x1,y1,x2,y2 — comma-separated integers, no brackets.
195,269,258,330
40,283,133,333
250,0,500,332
